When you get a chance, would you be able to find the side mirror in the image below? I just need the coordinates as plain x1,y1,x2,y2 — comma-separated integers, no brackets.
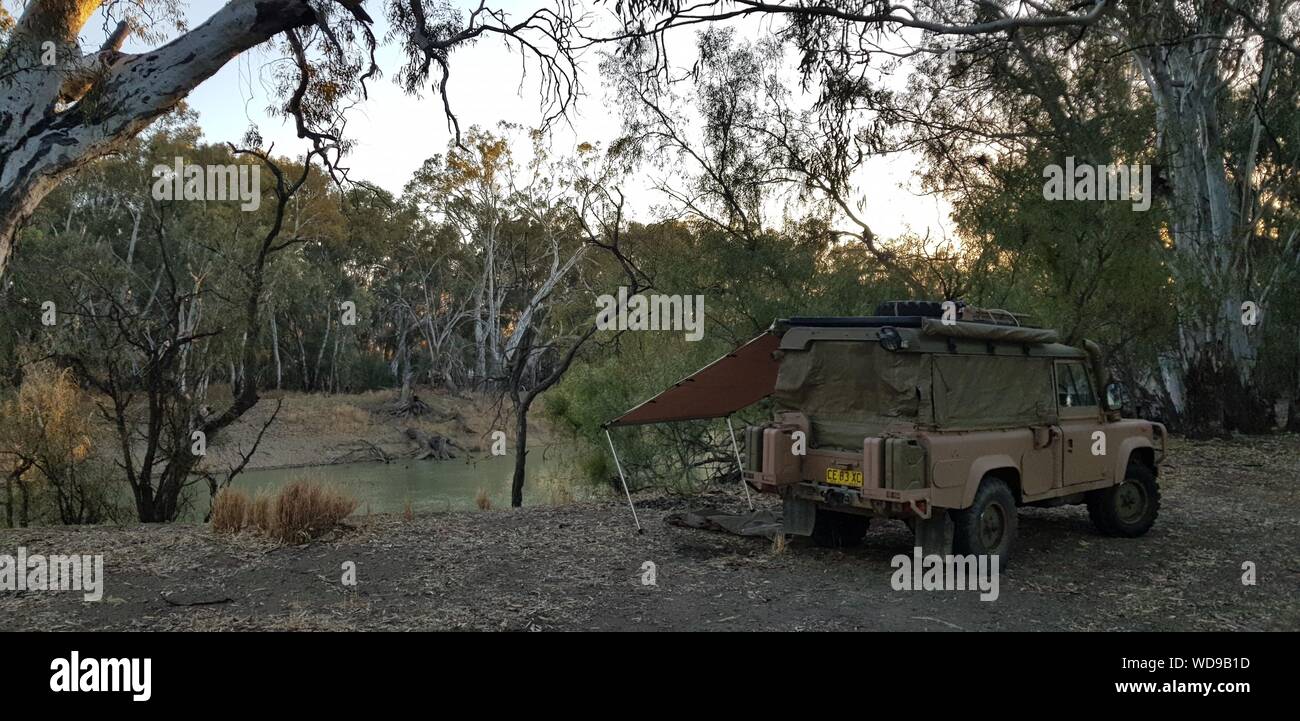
1104,382,1127,412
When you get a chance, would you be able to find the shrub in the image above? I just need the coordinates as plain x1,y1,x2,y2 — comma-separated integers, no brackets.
0,362,115,526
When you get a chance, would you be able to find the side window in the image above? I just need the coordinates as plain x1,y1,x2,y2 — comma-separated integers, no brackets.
1056,362,1098,408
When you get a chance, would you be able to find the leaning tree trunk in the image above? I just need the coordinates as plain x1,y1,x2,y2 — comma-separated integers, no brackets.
0,0,316,276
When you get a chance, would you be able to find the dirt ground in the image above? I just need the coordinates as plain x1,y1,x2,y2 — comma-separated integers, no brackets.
2,435,1297,631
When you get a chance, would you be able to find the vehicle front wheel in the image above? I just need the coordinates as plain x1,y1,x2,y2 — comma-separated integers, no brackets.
1087,462,1160,537
950,477,1018,565
811,509,869,548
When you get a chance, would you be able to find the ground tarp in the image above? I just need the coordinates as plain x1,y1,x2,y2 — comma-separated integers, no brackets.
665,508,783,538
604,332,781,427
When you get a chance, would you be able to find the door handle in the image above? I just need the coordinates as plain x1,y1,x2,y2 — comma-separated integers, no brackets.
1066,438,1074,451
1032,425,1062,449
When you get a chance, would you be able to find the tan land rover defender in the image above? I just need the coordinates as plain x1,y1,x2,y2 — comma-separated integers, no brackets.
744,302,1167,564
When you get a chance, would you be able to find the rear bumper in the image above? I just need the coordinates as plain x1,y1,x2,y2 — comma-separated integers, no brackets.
786,481,936,519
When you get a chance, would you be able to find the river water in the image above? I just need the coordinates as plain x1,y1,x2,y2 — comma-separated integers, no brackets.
189,449,576,518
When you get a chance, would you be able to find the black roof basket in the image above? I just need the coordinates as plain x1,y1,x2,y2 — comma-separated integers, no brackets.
873,300,1036,327
873,300,950,318
784,316,926,328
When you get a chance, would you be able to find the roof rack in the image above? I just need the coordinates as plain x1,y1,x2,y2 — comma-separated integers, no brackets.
960,306,1028,327
782,316,926,328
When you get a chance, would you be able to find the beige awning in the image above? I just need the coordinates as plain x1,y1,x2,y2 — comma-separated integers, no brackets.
605,332,782,427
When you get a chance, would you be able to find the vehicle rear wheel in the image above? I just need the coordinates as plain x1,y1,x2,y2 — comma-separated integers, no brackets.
950,477,1017,564
1087,462,1160,537
811,509,869,548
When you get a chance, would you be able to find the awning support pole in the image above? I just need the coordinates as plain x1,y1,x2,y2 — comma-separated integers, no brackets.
605,429,641,532
726,417,754,510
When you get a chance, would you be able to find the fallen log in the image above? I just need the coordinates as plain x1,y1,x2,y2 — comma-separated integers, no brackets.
331,440,394,464
403,427,461,460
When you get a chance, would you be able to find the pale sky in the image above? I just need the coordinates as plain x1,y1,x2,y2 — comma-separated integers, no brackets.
83,0,953,241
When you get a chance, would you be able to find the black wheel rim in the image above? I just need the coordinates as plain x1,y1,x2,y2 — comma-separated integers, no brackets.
978,502,1007,550
1116,480,1148,524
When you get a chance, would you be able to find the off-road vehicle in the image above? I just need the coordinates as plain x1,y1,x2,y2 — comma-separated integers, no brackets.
740,301,1167,563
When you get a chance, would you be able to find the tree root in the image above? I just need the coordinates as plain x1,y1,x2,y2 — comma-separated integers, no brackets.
385,394,432,417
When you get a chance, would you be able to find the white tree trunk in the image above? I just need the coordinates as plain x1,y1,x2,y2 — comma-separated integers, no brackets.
1134,30,1273,432
0,0,316,274
270,313,283,390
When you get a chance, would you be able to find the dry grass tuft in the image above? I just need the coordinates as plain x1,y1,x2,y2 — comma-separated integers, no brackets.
770,533,787,556
330,403,372,431
474,488,492,511
272,480,359,543
249,490,274,532
274,394,371,434
538,474,575,506
208,481,357,544
210,488,248,534
402,499,414,522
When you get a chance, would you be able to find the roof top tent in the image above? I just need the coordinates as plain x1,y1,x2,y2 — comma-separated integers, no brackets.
601,305,1078,529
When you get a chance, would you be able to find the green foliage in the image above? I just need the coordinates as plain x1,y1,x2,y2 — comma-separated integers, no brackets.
545,214,912,489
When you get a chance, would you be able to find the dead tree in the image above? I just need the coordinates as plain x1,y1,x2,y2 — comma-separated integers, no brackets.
500,180,650,507
55,148,315,521
403,427,459,460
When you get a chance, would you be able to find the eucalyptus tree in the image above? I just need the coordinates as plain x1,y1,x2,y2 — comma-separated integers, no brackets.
497,145,650,506
407,127,521,389
0,0,583,275
889,0,1300,433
